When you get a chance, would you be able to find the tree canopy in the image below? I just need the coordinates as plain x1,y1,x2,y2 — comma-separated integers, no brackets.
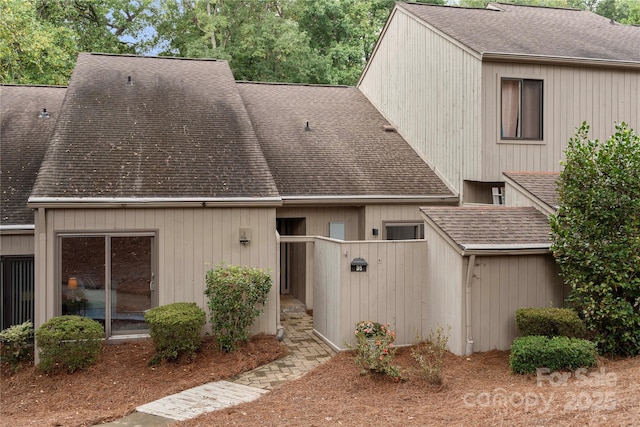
1,0,637,86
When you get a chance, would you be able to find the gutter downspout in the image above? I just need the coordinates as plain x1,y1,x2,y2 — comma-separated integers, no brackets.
465,254,476,356
275,231,284,341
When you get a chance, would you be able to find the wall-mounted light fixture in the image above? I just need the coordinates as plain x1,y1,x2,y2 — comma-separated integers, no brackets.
239,227,252,245
372,228,379,236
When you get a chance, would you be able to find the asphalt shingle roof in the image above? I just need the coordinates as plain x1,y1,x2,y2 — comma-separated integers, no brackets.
238,82,454,198
399,2,640,63
30,53,279,201
421,206,552,249
504,171,560,210
1,85,67,226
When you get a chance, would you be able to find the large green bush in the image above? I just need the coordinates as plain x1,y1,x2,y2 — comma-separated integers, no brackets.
205,263,272,352
550,122,640,356
35,315,104,373
509,335,597,375
515,307,586,338
144,302,206,364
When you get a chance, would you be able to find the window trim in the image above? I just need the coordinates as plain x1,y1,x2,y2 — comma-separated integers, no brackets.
499,76,545,144
383,221,425,240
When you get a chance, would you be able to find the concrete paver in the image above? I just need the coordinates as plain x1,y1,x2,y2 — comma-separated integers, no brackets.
95,310,334,426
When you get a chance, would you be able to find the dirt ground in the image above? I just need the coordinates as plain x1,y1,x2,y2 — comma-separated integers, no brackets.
2,335,640,427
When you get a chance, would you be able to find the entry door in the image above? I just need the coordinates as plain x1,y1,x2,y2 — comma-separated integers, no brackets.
276,218,306,300
60,234,156,337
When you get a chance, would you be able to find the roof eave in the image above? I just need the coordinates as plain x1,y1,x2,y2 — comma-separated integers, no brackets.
461,243,552,256
282,195,459,206
27,197,283,209
482,52,640,69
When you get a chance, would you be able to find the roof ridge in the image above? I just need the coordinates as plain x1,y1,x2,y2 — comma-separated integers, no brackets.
488,2,581,12
236,80,352,89
86,52,224,63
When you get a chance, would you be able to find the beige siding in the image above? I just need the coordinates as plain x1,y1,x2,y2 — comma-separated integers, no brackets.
313,238,429,350
482,63,640,181
363,204,428,240
424,225,466,355
359,8,483,193
276,206,360,239
470,254,565,352
35,207,278,335
0,233,35,256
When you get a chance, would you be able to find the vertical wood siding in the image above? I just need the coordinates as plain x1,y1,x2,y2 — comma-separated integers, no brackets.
482,63,640,181
470,255,565,352
313,238,429,350
423,225,466,355
37,207,278,334
359,9,483,193
0,234,35,256
363,204,429,240
276,207,361,239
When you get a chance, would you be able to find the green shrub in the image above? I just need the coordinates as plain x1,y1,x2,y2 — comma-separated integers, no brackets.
205,263,272,352
509,335,597,374
35,315,104,373
0,321,34,371
550,122,640,356
354,321,400,380
515,307,586,338
144,302,206,364
411,326,450,385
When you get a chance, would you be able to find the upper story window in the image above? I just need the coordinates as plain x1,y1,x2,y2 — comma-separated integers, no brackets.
501,78,543,140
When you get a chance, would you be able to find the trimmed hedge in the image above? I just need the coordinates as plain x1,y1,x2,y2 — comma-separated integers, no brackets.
35,315,104,373
510,335,597,374
515,307,586,338
144,302,206,364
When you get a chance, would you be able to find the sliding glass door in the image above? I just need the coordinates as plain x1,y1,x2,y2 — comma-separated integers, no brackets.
60,233,156,337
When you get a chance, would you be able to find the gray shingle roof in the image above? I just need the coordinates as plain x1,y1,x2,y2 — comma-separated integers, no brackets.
1,85,66,226
504,171,560,210
238,82,455,198
421,206,551,249
31,53,279,201
399,2,640,63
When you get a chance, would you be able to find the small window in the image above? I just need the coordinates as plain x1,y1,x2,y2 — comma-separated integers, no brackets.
329,222,345,240
385,222,425,240
501,78,543,140
492,186,505,205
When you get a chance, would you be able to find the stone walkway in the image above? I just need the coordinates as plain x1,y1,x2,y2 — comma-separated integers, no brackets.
97,311,335,426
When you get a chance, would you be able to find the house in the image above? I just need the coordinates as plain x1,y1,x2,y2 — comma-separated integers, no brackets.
3,3,638,357
351,1,639,353
1,53,456,346
359,2,639,203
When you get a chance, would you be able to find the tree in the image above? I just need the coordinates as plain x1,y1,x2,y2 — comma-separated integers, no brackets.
550,122,640,356
0,0,76,84
0,0,156,84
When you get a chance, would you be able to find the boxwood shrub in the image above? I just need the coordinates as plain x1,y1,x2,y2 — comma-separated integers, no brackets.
510,335,597,374
144,302,206,364
515,307,586,338
35,315,104,374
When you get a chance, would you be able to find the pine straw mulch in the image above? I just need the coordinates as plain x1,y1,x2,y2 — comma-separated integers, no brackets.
0,334,287,427
180,348,640,427
2,338,640,427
